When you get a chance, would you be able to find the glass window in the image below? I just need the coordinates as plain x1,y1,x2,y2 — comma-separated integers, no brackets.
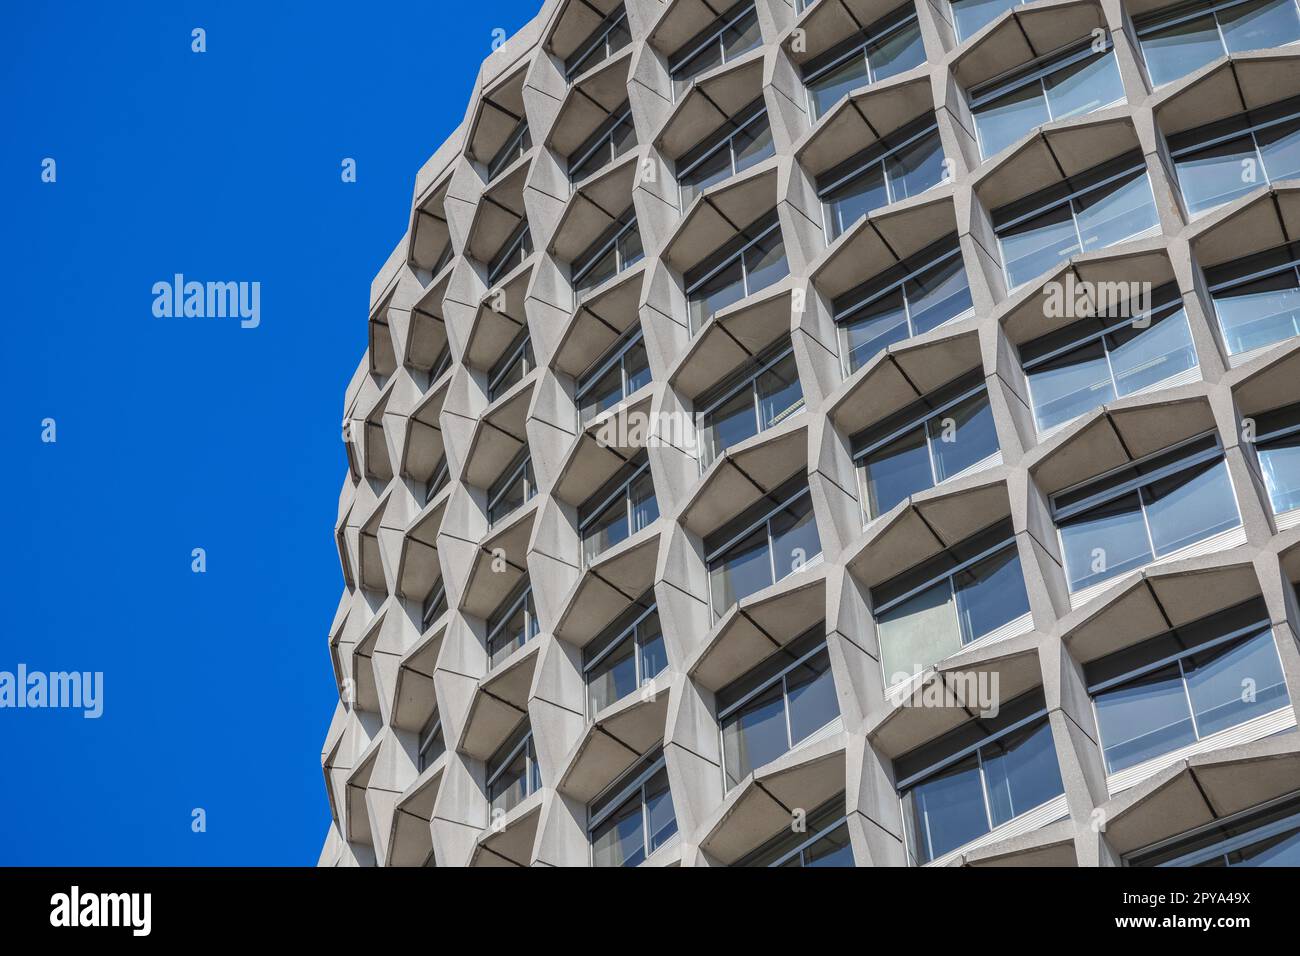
897,692,1064,864
1210,263,1300,356
564,5,632,81
1128,792,1300,866
1138,0,1300,88
819,121,946,238
994,156,1157,289
684,212,788,334
584,598,667,715
972,45,1123,159
422,579,448,630
803,12,925,120
698,337,804,468
1255,402,1300,515
577,327,650,426
487,331,533,401
486,220,533,284
871,520,1029,685
951,0,1022,41
737,795,851,866
836,237,973,374
487,449,535,526
1053,435,1240,593
717,628,837,789
589,751,678,866
573,208,642,295
668,1,761,90
1021,295,1198,432
677,99,774,208
486,583,539,668
486,118,531,181
579,455,659,564
1086,600,1288,773
705,476,823,620
569,102,635,182
418,711,445,771
486,721,541,815
853,372,1000,518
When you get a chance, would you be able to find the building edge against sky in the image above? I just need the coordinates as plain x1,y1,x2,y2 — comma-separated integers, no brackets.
320,0,1300,867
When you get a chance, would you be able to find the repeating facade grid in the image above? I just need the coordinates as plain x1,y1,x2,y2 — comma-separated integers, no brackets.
319,0,1300,867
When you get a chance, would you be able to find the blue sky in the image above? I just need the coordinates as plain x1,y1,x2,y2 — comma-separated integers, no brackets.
2,0,537,865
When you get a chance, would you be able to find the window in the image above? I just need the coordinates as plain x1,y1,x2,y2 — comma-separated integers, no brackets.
430,241,455,278
584,596,667,715
572,207,644,295
705,474,822,620
970,41,1124,160
564,4,631,81
486,581,539,668
1137,0,1300,89
1051,433,1241,594
486,720,541,815
1085,599,1289,774
1128,792,1300,866
568,101,636,182
422,579,448,631
684,211,789,334
589,749,677,866
801,7,925,121
486,118,532,181
667,1,761,91
852,370,1000,520
717,626,838,789
426,454,451,505
737,794,852,866
576,325,651,426
487,330,534,401
871,519,1030,686
1255,401,1300,517
677,98,774,209
697,337,804,469
1020,288,1199,433
430,341,454,383
1206,239,1300,356
897,690,1065,864
817,116,947,239
487,448,536,526
993,152,1159,290
1169,95,1300,216
579,454,659,564
950,0,1023,42
418,710,445,771
486,220,533,285
834,235,973,375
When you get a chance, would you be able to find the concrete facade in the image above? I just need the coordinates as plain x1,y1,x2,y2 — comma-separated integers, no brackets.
319,0,1300,866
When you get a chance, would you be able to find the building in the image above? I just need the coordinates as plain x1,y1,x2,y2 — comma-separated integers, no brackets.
318,0,1300,867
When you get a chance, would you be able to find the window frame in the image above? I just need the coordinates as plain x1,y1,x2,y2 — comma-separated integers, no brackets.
422,578,448,631
1134,0,1300,88
582,597,665,717
486,219,533,285
799,5,923,121
486,117,532,182
575,324,649,427
578,453,659,565
991,152,1157,291
1049,431,1242,592
734,793,850,866
833,234,973,376
586,748,677,866
487,328,534,401
486,446,536,527
683,211,787,334
1019,289,1197,434
704,475,821,620
1205,239,1300,357
815,115,947,239
1127,791,1300,866
567,100,635,183
716,626,836,791
968,38,1123,160
696,335,804,470
571,206,643,295
564,3,631,82
485,719,541,814
667,0,761,86
1084,605,1285,774
850,370,997,520
675,97,773,209
485,580,540,668
417,709,445,772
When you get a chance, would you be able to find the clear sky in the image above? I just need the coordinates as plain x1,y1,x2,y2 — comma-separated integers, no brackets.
2,0,538,865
